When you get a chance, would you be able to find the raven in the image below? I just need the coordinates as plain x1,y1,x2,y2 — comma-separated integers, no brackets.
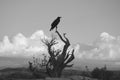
50,17,61,31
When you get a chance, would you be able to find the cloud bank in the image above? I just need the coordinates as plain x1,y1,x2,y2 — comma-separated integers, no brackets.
75,32,120,60
0,31,120,61
0,30,66,57
0,30,47,57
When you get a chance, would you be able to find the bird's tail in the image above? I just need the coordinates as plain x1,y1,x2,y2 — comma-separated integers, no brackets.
49,28,52,31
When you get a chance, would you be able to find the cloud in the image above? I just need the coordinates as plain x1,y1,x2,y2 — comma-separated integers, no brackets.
75,32,120,60
100,32,116,41
1,30,119,61
0,36,14,52
0,30,48,57
30,30,48,40
0,30,68,57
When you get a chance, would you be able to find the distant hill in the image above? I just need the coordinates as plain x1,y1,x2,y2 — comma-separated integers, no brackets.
0,56,29,69
73,58,120,71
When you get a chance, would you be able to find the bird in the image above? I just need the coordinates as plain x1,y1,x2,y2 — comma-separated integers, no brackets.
50,17,61,31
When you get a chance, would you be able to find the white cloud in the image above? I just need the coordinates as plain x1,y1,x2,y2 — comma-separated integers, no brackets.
1,30,119,61
25,46,45,53
13,33,28,47
0,36,14,52
100,32,116,41
30,30,48,40
0,30,48,57
0,30,67,57
75,32,120,60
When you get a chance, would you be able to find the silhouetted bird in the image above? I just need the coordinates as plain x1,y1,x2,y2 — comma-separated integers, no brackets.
50,17,61,31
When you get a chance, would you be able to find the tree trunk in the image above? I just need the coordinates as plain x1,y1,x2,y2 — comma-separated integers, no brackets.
44,29,75,78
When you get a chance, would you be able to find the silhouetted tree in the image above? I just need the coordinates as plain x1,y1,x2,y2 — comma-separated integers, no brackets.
91,67,101,79
42,28,75,77
83,66,91,77
91,65,113,80
111,71,120,80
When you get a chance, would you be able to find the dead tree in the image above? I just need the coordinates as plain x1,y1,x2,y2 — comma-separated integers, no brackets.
42,29,75,77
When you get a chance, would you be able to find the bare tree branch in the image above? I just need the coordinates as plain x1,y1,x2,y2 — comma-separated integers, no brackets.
56,30,66,43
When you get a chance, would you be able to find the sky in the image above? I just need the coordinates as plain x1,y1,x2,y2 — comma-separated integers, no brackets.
0,0,120,43
0,0,120,68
